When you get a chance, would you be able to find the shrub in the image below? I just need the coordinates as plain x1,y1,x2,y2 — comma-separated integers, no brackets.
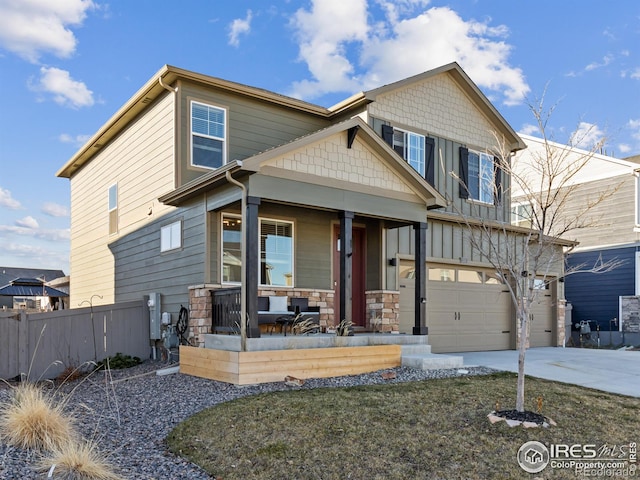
96,353,141,370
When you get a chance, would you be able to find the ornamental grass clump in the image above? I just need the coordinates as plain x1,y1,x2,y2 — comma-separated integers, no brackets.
38,440,124,480
0,382,75,451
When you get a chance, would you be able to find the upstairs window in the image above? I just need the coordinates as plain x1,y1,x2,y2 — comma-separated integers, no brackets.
191,101,226,169
108,184,118,235
459,147,501,204
381,124,435,185
511,202,533,228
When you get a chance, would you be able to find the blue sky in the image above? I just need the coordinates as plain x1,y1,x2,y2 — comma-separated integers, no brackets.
0,0,639,275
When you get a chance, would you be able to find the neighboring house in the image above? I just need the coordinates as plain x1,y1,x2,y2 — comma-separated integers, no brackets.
57,62,566,353
512,134,640,331
0,267,67,310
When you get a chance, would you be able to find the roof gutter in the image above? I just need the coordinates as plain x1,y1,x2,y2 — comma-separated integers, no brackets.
158,160,244,206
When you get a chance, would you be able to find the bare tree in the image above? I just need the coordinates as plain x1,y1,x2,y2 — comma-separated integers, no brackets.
450,95,623,412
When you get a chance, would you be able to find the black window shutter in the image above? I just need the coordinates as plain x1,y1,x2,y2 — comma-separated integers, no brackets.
425,137,435,186
494,156,502,205
381,124,394,147
459,147,469,199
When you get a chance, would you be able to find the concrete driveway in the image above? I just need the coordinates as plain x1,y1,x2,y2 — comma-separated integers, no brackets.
458,347,640,398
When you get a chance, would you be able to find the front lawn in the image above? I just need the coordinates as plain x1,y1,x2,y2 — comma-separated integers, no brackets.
167,372,640,479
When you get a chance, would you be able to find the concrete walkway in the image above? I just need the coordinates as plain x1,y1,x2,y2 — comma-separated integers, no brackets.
458,347,640,398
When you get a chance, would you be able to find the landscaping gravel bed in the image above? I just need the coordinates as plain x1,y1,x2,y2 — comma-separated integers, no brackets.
0,361,497,479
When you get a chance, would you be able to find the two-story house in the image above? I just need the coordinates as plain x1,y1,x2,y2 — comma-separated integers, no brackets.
512,134,640,334
57,62,566,354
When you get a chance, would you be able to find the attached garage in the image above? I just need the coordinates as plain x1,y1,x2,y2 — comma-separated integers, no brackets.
399,262,514,353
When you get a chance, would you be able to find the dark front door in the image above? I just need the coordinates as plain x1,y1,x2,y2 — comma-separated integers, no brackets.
333,225,366,327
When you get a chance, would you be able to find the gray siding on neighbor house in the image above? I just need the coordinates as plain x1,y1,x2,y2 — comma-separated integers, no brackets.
176,80,331,186
109,200,206,316
560,174,636,249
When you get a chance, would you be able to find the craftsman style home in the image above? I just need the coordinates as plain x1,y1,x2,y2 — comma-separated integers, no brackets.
57,63,566,354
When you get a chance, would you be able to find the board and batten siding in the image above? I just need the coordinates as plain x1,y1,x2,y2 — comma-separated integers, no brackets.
69,93,175,307
176,80,331,186
110,200,206,315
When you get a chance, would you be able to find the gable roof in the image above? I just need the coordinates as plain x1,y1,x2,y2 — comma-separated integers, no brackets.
57,65,332,179
361,63,526,152
58,63,525,179
160,116,447,210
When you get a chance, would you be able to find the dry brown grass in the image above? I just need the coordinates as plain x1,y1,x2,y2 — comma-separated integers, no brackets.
0,382,75,451
37,441,123,480
167,372,640,480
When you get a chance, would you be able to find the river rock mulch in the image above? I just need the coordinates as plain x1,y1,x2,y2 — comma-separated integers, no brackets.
0,361,498,479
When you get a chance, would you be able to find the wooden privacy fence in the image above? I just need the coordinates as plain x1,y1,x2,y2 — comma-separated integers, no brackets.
0,300,150,380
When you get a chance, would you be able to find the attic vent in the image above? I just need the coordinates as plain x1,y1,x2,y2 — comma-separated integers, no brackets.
141,97,152,104
94,144,103,149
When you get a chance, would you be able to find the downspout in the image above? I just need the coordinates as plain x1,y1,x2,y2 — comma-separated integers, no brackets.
158,77,178,93
225,167,247,352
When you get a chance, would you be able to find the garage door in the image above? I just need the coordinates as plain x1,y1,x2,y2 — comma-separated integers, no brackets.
529,281,555,347
399,262,513,353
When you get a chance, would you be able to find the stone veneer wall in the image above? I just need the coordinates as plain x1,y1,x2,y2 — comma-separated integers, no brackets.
258,287,334,329
365,290,400,333
187,285,335,346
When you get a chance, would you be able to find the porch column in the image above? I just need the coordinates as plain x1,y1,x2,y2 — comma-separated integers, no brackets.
413,221,428,335
339,211,354,325
246,196,261,338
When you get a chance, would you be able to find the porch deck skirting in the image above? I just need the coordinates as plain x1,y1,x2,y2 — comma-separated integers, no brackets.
179,343,401,385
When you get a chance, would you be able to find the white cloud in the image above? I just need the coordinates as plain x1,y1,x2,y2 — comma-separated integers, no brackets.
585,54,614,72
42,202,69,217
16,216,39,229
31,67,94,108
519,124,539,136
618,144,631,154
228,10,253,47
631,68,640,80
570,122,605,150
288,0,370,99
59,133,91,146
0,0,95,63
0,224,70,242
288,3,529,106
0,187,21,209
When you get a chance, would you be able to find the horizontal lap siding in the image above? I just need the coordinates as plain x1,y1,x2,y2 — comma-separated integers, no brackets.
177,82,330,185
559,175,635,249
111,200,205,315
565,247,637,328
70,94,175,307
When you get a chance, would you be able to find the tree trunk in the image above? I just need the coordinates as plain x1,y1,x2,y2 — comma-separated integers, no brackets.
516,311,527,412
